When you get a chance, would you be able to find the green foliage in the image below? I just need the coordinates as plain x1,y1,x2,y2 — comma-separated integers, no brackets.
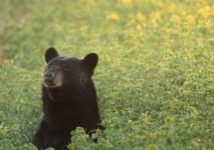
0,0,214,149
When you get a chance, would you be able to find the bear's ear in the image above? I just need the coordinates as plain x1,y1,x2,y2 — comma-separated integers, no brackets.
45,47,59,63
83,53,98,76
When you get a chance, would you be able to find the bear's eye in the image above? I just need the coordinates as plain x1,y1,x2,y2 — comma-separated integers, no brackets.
47,64,52,69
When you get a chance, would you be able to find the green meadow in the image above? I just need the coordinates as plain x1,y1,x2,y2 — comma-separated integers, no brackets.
0,0,214,149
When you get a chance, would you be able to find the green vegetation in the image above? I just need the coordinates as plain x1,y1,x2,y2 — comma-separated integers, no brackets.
0,0,214,149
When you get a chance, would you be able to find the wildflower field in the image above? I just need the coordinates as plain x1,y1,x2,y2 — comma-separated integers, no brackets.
0,0,214,149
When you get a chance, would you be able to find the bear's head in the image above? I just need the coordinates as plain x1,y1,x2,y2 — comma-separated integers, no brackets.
43,47,98,89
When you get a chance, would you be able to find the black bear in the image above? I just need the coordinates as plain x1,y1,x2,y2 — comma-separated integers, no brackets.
33,47,101,150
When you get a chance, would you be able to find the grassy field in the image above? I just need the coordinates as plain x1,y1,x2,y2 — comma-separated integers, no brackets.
0,0,214,149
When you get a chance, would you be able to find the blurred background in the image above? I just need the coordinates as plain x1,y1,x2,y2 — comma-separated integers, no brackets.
0,0,214,149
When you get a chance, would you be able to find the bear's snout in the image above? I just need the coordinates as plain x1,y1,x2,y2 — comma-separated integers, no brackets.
44,71,55,86
44,70,63,88
44,71,55,81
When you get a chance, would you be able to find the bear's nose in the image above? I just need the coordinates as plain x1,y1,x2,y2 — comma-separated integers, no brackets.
44,73,54,82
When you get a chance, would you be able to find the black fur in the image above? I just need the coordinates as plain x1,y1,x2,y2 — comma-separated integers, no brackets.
33,48,101,150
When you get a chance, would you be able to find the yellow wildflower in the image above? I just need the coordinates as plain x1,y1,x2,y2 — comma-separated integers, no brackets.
199,6,214,18
55,24,63,31
170,14,181,23
121,0,132,8
107,12,120,21
80,26,88,32
150,12,161,26
167,3,178,13
186,15,195,26
195,0,207,6
136,25,142,31
137,12,146,22
85,0,96,7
